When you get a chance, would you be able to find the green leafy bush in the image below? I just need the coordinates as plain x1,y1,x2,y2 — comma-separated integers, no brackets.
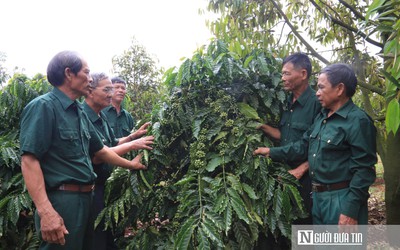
100,40,307,249
0,73,51,249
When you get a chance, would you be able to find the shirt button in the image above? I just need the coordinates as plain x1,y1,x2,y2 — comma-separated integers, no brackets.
311,171,314,175
313,154,316,157
288,124,290,126
290,109,293,112
323,120,327,124
327,139,331,143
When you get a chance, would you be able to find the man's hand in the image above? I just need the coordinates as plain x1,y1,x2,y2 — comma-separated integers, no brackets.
39,207,69,245
338,214,358,234
256,123,265,130
131,135,154,150
253,147,270,157
21,154,69,245
289,161,309,180
131,153,147,170
256,124,281,140
129,122,151,140
338,214,357,225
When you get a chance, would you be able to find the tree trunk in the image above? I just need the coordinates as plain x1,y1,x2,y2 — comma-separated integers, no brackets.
382,130,400,245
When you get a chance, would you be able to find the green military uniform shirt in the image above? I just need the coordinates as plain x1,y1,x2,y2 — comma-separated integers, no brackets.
20,87,104,189
270,100,377,219
102,105,135,138
83,102,119,185
279,85,321,167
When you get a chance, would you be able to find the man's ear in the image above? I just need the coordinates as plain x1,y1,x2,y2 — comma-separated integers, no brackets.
301,69,308,80
64,67,73,81
336,82,346,96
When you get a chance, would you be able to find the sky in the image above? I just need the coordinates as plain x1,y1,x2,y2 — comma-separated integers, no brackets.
0,0,215,77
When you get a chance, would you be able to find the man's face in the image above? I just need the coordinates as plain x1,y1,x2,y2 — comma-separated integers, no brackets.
316,73,339,109
281,62,307,92
112,82,127,103
70,58,92,97
90,78,114,109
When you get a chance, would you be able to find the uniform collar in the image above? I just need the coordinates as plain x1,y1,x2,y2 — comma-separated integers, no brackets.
288,85,313,107
103,105,127,116
52,87,79,111
103,105,114,112
83,101,102,123
322,99,354,119
103,105,119,113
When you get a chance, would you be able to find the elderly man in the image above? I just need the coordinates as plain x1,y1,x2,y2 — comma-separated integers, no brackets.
258,53,321,224
102,76,143,139
83,72,154,250
20,51,146,250
254,63,376,225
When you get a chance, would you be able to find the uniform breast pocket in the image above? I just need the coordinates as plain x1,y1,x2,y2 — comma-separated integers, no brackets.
320,132,347,160
58,129,84,158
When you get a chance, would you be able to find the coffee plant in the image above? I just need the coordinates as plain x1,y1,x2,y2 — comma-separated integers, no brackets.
0,73,51,249
99,40,307,249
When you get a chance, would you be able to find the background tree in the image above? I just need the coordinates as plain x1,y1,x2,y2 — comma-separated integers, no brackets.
112,37,164,121
0,52,10,86
206,0,399,224
365,0,400,228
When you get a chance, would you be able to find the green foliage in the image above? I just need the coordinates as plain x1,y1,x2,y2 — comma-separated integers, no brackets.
102,40,307,249
203,0,400,226
0,52,9,85
386,99,400,135
205,0,386,109
366,0,400,134
0,74,51,249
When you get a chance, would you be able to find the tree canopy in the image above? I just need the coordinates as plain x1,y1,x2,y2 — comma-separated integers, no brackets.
112,37,164,120
205,0,400,227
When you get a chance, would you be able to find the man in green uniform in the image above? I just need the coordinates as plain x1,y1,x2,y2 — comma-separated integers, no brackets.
257,53,321,224
254,63,376,225
83,72,154,250
20,51,147,250
103,76,144,139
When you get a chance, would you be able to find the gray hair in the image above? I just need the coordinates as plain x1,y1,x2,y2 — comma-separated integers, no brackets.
47,51,83,86
90,72,109,88
320,63,357,97
283,52,312,79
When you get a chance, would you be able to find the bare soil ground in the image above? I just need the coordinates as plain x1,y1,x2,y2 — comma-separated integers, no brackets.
368,176,385,225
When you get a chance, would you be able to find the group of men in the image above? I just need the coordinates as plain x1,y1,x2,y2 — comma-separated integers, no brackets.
254,53,376,228
253,53,376,249
20,51,152,250
20,50,376,250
